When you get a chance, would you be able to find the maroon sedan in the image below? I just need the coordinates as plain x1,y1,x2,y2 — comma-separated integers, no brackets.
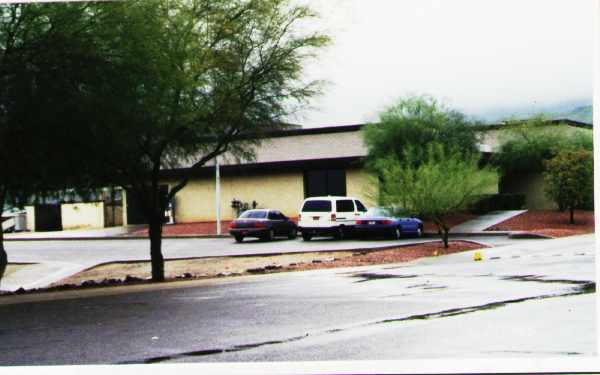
229,209,298,242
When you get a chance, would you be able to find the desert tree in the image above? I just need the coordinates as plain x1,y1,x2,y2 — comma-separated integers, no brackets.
80,0,330,281
543,150,594,224
492,115,593,175
363,95,480,170
0,2,110,285
377,145,498,247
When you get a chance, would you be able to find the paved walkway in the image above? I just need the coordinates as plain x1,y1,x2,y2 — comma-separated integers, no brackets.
4,225,141,240
1,262,94,292
450,210,527,233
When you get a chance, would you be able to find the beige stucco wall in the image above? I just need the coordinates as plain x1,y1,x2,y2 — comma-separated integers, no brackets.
167,167,379,223
170,171,305,222
346,168,377,208
61,202,105,229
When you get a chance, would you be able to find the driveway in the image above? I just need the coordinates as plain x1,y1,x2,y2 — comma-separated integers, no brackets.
0,234,594,365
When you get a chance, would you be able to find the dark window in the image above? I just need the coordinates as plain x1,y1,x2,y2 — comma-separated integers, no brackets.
301,200,332,212
303,169,346,198
240,210,267,219
336,200,355,212
355,200,367,212
268,211,284,220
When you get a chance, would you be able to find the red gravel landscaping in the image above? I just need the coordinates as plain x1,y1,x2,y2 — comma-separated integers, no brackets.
284,240,486,273
129,221,233,237
487,210,595,238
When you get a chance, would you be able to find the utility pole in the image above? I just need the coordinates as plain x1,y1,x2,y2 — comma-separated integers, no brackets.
215,156,221,235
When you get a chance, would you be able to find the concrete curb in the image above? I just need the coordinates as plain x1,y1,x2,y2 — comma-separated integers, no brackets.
508,232,554,239
428,231,513,238
4,232,516,242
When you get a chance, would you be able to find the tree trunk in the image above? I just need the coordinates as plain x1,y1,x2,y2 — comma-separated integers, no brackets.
148,216,165,282
434,219,450,249
569,207,575,225
0,190,7,286
442,227,449,248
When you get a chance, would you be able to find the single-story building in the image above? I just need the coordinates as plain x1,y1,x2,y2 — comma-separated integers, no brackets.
125,118,593,225
18,118,592,231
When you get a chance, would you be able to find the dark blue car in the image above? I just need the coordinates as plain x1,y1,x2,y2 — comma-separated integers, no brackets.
355,207,423,239
229,209,298,242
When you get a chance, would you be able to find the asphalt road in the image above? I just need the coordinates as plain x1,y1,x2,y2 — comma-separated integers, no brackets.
0,234,594,365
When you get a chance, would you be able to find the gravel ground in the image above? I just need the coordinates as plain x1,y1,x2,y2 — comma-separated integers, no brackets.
487,210,594,237
52,240,484,287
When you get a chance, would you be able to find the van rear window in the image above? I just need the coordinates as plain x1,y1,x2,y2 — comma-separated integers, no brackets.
239,210,267,219
302,200,332,212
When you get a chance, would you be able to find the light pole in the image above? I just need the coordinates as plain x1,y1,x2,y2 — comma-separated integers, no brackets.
215,155,221,235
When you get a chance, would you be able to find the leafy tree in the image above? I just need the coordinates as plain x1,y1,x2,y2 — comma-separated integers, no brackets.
363,95,480,169
376,145,498,248
543,150,593,224
492,115,593,175
81,0,329,281
0,3,109,285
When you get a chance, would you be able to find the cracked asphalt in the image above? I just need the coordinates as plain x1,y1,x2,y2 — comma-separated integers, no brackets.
0,234,595,365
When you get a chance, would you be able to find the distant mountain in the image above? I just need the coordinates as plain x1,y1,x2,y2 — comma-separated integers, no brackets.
549,105,592,124
475,99,592,125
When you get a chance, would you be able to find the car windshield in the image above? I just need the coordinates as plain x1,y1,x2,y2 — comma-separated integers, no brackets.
365,207,392,217
239,210,267,219
302,200,332,212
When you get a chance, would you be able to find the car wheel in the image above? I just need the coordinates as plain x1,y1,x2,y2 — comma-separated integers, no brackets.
416,226,423,238
333,227,344,240
234,235,244,243
288,228,298,239
302,233,312,241
393,227,402,240
263,229,274,241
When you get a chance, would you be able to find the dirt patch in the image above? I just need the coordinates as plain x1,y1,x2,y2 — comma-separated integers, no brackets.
53,241,484,288
4,264,30,278
487,210,594,237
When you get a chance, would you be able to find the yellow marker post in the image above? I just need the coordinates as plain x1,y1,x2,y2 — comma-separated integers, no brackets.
473,252,483,261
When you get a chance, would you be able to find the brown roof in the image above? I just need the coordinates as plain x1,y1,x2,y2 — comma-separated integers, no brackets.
169,118,592,171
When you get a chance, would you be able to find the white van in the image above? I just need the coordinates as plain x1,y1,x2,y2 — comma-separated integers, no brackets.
298,196,368,240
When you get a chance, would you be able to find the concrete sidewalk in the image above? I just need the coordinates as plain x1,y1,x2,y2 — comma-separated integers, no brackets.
450,210,527,234
4,225,229,241
4,226,139,240
1,261,94,292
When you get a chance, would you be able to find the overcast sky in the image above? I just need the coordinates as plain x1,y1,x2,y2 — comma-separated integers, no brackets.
292,0,594,127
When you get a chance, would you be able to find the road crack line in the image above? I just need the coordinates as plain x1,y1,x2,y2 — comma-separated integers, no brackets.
121,281,594,364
